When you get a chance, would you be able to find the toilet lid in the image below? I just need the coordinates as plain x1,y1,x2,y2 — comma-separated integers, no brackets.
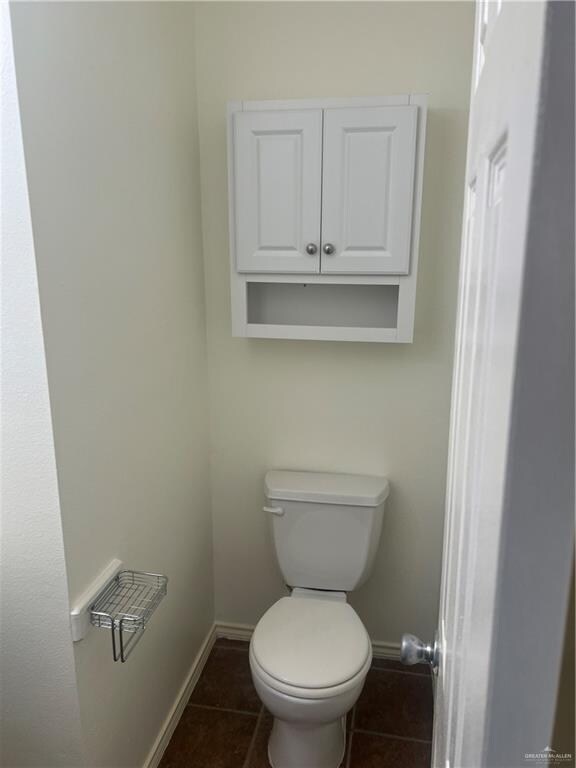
251,597,371,690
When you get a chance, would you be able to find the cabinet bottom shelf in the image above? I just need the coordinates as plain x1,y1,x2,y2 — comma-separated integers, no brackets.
242,323,401,343
247,282,398,328
241,281,407,342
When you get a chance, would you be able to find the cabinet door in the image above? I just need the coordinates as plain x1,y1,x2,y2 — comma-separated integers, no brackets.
233,110,322,273
321,106,418,274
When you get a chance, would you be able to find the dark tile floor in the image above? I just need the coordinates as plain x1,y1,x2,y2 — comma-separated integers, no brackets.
160,638,433,768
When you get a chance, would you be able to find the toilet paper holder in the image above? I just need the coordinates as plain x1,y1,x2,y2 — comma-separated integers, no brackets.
70,561,168,662
90,570,168,662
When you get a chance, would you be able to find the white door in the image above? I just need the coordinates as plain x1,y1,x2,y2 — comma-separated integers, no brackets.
320,106,417,274
233,110,322,273
407,2,574,768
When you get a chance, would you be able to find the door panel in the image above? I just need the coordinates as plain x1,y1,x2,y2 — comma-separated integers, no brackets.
321,106,417,274
233,110,322,273
432,3,562,767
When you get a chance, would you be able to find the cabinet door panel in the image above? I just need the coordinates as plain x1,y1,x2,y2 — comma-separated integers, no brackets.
233,110,322,273
321,106,418,274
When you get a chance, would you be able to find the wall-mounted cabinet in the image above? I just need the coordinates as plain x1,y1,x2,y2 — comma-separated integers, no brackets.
228,96,427,342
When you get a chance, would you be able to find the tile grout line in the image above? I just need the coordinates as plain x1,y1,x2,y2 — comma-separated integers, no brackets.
345,731,354,768
242,706,264,768
351,727,432,745
345,706,356,768
371,666,432,679
213,646,250,653
187,703,260,718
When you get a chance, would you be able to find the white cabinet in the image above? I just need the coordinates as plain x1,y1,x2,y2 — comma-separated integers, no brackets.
233,110,322,273
228,96,427,343
321,106,417,274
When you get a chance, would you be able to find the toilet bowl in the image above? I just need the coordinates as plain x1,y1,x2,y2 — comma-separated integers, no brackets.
249,590,372,768
251,470,389,768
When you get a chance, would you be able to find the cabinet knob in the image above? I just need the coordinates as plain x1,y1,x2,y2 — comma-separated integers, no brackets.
322,243,336,255
305,243,318,255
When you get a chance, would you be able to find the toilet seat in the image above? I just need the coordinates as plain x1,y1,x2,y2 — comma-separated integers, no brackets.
250,596,372,700
250,647,371,701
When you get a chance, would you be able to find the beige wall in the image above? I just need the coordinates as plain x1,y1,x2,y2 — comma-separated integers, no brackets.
11,4,213,766
9,3,473,763
1,7,85,764
195,1,474,643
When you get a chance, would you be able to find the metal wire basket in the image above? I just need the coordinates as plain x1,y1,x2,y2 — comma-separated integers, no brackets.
90,570,167,662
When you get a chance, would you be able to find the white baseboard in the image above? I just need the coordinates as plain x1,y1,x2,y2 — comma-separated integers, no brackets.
144,623,217,768
144,620,401,767
214,621,254,642
214,620,400,660
371,639,401,659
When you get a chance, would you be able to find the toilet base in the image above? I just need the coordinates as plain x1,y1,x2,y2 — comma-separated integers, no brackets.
267,714,346,768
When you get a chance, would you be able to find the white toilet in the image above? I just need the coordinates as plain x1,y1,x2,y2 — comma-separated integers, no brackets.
249,470,389,768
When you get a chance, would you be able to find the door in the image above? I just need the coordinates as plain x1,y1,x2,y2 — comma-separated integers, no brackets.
405,2,574,767
233,109,322,273
321,106,417,274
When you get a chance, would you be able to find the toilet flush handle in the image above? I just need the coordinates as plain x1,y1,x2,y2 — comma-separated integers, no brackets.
263,505,285,516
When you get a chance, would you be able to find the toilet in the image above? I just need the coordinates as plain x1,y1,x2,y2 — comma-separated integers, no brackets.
249,470,389,768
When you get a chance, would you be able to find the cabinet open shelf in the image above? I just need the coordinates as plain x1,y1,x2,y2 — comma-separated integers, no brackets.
234,273,415,342
246,282,399,342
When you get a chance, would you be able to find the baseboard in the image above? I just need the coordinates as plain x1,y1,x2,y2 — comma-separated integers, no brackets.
214,620,400,660
144,623,217,768
371,639,401,659
214,621,254,642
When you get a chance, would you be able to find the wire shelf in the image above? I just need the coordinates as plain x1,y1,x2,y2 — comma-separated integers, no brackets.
90,570,167,662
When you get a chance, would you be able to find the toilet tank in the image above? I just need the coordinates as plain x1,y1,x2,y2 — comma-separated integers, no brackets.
264,470,390,592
